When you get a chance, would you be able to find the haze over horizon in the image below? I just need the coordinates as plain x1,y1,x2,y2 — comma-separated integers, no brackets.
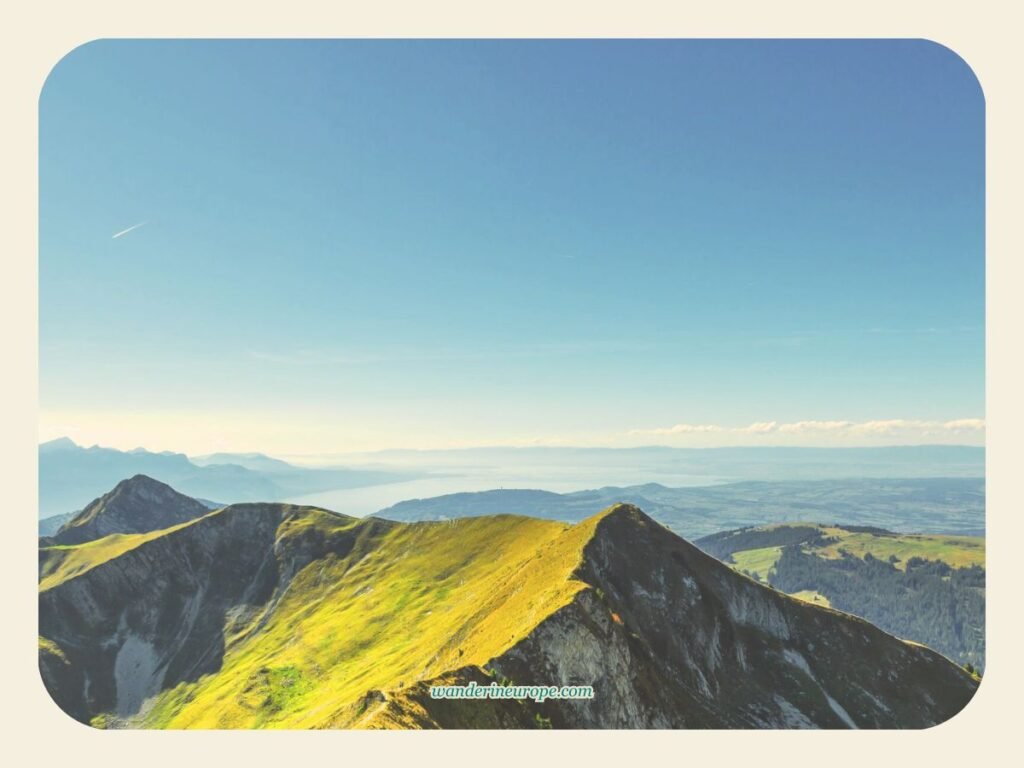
40,40,984,456
36,433,986,466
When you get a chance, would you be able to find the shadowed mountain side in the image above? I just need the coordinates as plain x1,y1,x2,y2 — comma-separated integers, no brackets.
39,503,390,722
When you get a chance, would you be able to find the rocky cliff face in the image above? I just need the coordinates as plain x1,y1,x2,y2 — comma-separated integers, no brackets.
50,474,213,545
39,502,389,723
40,504,283,721
39,495,977,729
483,506,977,729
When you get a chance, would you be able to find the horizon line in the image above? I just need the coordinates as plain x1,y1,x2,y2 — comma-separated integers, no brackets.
39,434,986,460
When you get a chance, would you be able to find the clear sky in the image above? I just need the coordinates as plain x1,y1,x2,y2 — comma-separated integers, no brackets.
39,39,985,455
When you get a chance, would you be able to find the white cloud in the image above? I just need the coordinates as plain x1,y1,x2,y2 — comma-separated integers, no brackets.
850,419,916,435
628,423,723,436
943,418,986,432
777,420,854,434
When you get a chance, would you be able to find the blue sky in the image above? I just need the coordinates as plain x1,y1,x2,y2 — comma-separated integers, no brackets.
39,39,984,454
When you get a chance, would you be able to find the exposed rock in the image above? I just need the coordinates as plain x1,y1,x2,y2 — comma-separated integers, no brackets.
482,505,977,728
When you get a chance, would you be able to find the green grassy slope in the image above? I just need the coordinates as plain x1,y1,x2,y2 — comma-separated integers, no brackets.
700,523,984,578
813,529,984,569
729,546,784,582
135,510,604,728
40,518,206,590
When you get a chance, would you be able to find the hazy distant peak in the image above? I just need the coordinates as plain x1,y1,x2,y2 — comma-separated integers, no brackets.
190,451,295,472
39,436,78,453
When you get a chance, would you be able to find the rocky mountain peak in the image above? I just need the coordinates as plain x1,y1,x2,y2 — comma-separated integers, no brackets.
52,475,212,545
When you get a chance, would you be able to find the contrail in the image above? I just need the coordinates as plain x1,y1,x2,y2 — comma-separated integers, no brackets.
112,221,147,239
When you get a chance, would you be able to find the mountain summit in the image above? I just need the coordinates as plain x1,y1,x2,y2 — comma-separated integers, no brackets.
49,475,213,546
38,489,978,729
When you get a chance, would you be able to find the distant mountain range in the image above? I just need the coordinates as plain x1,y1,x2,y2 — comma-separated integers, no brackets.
38,476,977,728
374,477,986,539
38,437,416,521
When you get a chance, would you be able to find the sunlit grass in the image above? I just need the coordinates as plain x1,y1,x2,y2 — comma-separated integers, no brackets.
138,508,613,728
39,516,209,591
789,590,831,608
813,532,984,570
730,546,783,582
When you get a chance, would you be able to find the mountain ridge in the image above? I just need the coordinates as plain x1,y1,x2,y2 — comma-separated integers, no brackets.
38,485,977,729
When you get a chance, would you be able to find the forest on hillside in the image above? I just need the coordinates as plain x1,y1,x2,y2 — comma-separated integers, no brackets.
768,547,985,670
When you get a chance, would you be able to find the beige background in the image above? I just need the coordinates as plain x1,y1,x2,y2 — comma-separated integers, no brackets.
2,1,1020,764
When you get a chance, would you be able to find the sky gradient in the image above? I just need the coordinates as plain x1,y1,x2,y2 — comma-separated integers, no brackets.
39,39,985,454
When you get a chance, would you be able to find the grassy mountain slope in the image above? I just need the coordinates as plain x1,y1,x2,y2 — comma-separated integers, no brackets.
40,524,196,590
141,510,600,728
698,523,985,579
812,531,984,569
39,499,978,729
